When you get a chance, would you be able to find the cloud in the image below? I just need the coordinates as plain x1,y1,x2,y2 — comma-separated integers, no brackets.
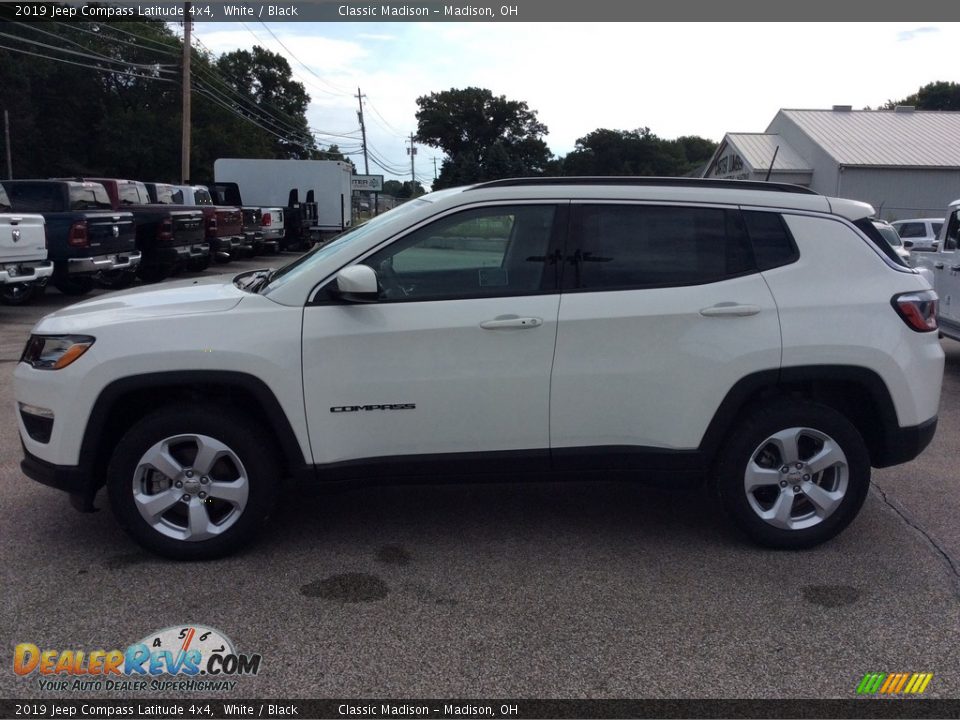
356,33,398,41
898,26,939,42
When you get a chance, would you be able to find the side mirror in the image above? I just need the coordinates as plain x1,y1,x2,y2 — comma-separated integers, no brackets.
903,240,914,249
335,265,379,303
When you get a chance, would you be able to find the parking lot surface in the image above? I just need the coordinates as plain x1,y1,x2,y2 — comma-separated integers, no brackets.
2,257,959,699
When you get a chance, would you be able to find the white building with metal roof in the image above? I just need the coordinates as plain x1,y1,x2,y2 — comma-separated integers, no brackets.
703,106,960,220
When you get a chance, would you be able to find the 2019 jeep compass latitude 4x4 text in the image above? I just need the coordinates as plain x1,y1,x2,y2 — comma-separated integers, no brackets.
15,179,944,559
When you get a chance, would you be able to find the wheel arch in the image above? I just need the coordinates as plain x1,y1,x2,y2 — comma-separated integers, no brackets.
699,366,902,470
79,371,311,503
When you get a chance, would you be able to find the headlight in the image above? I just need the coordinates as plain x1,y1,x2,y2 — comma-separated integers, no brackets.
20,335,95,370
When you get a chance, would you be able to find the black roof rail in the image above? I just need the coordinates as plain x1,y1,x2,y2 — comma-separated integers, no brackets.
467,177,819,195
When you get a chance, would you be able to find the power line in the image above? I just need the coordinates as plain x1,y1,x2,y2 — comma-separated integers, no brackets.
0,29,176,71
257,22,353,97
0,41,177,82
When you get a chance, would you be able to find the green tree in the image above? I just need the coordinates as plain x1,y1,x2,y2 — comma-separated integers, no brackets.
416,87,551,188
884,81,960,111
556,128,716,178
215,46,316,159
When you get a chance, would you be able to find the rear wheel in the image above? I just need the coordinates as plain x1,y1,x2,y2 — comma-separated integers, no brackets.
714,400,870,549
96,270,136,290
136,264,172,283
107,405,279,560
0,281,40,305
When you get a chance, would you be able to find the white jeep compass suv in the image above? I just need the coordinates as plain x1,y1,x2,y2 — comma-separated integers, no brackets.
14,178,944,559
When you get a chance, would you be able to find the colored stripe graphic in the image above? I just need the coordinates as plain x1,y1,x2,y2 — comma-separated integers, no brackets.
856,672,932,694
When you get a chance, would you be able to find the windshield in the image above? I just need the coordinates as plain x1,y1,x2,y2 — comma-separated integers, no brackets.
260,199,432,296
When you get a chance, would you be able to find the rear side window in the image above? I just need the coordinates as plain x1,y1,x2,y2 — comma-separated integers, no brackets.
568,204,753,290
932,222,944,237
742,211,799,270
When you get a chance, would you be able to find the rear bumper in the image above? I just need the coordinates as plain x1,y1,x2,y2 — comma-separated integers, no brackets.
0,259,53,284
875,416,938,468
66,251,141,274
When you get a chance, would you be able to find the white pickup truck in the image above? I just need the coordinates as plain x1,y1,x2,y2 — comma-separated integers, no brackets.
915,200,960,341
0,184,51,305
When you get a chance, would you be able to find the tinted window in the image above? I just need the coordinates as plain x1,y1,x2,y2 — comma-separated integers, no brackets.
69,184,112,210
0,185,9,211
944,212,960,252
118,183,146,205
362,205,556,301
933,222,943,236
151,185,177,204
742,211,799,270
896,222,925,238
569,204,753,290
3,182,61,212
194,188,213,205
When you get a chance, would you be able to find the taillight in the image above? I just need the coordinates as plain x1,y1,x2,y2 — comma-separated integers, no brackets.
262,212,272,227
157,218,173,242
206,215,218,238
43,225,49,250
892,290,938,332
68,221,88,248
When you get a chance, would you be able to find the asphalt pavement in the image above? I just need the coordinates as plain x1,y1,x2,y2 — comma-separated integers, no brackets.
1,258,959,700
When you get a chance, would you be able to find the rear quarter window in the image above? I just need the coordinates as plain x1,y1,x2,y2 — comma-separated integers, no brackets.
742,211,799,270
854,218,910,267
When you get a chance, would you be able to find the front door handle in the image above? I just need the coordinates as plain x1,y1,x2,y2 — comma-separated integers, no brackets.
480,316,543,330
700,303,761,317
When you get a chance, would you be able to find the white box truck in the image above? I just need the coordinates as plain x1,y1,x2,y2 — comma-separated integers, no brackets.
214,158,353,235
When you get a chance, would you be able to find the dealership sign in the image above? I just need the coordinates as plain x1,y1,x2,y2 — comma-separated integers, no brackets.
352,175,384,192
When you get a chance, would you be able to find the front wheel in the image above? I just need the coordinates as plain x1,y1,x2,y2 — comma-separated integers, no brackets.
107,405,279,560
714,400,871,549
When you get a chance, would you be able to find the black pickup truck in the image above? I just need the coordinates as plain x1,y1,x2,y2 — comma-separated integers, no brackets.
81,178,206,284
142,182,214,271
0,180,139,295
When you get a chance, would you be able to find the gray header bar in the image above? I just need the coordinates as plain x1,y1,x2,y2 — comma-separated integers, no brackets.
5,0,960,22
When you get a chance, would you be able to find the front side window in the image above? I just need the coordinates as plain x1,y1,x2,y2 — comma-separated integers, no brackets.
896,222,925,238
568,204,753,290
944,212,960,252
361,205,556,301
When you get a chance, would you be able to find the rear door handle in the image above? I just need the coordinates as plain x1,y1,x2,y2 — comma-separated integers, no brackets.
700,303,761,317
480,316,543,330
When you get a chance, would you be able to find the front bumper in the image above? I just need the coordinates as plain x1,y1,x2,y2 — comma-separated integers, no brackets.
66,251,141,274
21,444,97,512
1,259,53,284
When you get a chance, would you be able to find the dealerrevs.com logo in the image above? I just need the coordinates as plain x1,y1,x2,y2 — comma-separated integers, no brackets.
13,625,261,692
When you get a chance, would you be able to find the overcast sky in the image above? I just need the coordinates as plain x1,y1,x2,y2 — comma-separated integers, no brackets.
192,22,960,186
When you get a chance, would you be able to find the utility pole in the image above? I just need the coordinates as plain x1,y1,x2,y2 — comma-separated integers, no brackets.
181,3,192,184
406,133,417,192
355,88,370,217
3,110,11,180
355,88,369,175
432,157,438,181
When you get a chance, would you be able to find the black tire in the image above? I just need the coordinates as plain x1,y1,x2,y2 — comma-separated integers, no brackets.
714,400,871,550
107,405,280,560
1,282,38,305
136,264,172,284
188,257,211,273
53,275,95,296
96,270,136,290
